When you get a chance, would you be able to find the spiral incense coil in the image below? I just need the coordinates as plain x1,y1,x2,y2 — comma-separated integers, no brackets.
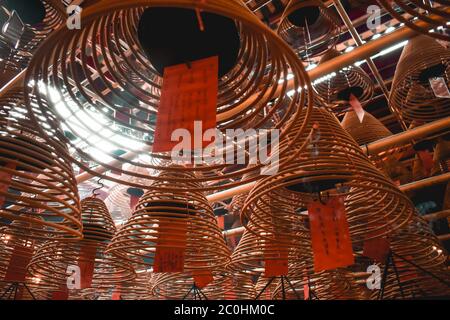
376,1,450,42
0,0,65,72
242,107,414,246
314,49,374,114
24,0,313,192
390,36,450,123
277,0,340,57
150,269,229,300
222,273,256,300
106,170,230,269
341,110,393,146
271,268,365,300
255,275,280,300
0,89,81,240
228,223,309,277
104,184,133,222
27,198,135,294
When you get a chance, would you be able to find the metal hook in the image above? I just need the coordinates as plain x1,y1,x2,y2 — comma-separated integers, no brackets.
92,177,104,198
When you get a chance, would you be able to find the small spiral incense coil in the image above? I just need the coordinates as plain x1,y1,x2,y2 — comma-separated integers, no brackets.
104,184,133,223
376,1,450,42
0,0,65,72
106,170,230,270
313,49,374,114
341,110,393,146
27,198,135,294
222,273,256,300
0,89,81,240
24,0,313,192
150,269,229,300
255,275,280,300
242,107,414,247
228,223,309,277
277,0,340,58
390,35,450,124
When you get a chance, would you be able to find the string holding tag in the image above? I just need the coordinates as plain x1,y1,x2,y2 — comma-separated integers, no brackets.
195,0,207,32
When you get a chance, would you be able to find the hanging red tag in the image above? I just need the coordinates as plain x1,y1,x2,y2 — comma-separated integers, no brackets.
417,150,434,177
4,244,33,282
112,286,122,300
192,269,214,289
0,162,16,207
363,223,391,263
349,93,365,123
153,219,188,273
78,245,97,289
264,237,289,277
152,56,218,153
216,215,225,230
129,195,140,210
303,276,310,300
307,197,354,272
51,287,69,300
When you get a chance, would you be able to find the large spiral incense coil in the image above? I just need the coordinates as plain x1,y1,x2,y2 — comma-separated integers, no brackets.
27,198,135,295
376,1,450,42
150,269,229,300
314,49,374,114
24,0,313,192
277,0,340,58
390,35,450,123
242,107,414,247
106,170,230,269
0,0,65,72
0,89,81,240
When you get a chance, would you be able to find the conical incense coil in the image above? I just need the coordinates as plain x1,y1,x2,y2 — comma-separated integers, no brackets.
0,89,81,240
390,35,450,123
271,268,365,300
242,107,414,247
368,215,449,299
341,110,392,146
24,0,313,192
277,0,340,57
27,198,135,294
106,170,230,270
376,1,450,42
313,49,374,114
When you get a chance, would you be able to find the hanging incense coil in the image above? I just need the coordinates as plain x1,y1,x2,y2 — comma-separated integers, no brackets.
24,0,313,192
0,89,81,240
277,0,340,57
242,107,414,248
376,1,450,42
369,216,449,299
314,49,374,114
390,35,450,123
341,110,392,146
0,0,65,72
106,170,230,270
27,197,135,296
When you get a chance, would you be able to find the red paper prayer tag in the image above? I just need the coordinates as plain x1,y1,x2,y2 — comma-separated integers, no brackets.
78,245,97,289
51,287,69,300
152,56,218,153
0,162,16,207
307,197,354,272
112,287,121,300
153,220,188,273
129,195,140,210
193,270,214,289
349,93,365,123
4,244,33,282
417,150,434,177
216,215,225,230
303,276,310,300
363,237,390,263
264,235,289,277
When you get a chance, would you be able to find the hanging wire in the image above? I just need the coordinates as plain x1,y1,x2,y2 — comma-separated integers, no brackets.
92,177,105,198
